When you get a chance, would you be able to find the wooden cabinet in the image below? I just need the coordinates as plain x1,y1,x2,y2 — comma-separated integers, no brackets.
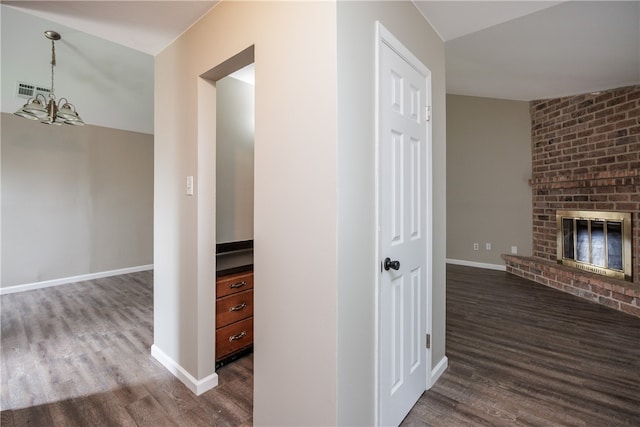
215,270,253,364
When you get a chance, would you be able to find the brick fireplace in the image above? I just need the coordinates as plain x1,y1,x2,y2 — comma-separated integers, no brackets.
503,85,640,318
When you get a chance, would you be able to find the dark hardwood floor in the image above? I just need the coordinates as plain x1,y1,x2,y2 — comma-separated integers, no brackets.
402,264,640,426
0,272,252,426
2,265,639,426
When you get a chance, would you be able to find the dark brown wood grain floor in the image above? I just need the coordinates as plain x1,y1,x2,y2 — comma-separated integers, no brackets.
2,266,639,426
0,271,252,426
402,264,640,427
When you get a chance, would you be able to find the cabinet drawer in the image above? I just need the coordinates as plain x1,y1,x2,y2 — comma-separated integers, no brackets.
216,289,253,328
216,317,253,360
216,271,254,298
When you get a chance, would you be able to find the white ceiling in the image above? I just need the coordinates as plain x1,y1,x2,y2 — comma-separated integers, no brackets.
415,1,565,41
2,0,639,101
229,63,255,86
1,0,218,56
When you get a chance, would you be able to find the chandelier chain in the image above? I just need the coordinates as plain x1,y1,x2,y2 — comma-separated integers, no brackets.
50,39,56,98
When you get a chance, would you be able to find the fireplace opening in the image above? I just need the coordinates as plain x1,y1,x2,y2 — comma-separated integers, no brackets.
557,210,632,281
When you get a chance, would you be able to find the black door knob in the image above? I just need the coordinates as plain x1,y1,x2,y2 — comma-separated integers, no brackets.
384,257,400,271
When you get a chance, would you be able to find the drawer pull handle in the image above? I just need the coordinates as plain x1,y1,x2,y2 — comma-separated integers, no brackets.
230,303,247,312
230,281,246,289
229,331,247,342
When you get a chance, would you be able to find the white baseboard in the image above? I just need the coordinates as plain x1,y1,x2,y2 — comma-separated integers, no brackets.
0,264,154,295
446,258,506,271
428,355,448,389
151,344,218,396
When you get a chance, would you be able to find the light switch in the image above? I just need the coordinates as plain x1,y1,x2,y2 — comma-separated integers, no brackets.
186,176,194,196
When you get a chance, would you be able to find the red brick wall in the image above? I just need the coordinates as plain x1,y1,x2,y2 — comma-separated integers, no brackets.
530,85,640,284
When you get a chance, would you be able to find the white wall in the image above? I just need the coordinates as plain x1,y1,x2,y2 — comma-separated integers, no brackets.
446,94,532,266
0,5,153,134
216,76,254,244
154,2,337,425
336,2,446,424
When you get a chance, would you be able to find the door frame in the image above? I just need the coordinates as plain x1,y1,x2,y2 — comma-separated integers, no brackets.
196,46,255,387
374,21,433,425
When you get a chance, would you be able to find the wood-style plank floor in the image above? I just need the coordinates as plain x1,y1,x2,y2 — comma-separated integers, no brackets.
402,264,640,426
2,265,639,426
1,271,252,426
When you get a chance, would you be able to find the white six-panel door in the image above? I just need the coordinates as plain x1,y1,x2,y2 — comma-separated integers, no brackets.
377,22,432,427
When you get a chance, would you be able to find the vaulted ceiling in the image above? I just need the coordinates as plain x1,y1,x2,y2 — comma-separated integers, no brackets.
419,1,640,100
2,1,639,101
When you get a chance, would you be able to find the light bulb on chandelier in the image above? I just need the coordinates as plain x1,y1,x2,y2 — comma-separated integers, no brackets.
14,30,84,126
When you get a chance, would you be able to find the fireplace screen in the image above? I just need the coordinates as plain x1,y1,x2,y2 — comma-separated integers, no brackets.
557,210,632,281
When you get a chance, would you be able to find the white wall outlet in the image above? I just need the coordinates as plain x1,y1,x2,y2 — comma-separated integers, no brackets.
473,243,479,251
186,176,194,196
511,246,518,254
485,243,492,251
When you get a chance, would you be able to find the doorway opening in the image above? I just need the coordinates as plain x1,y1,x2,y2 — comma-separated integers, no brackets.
214,63,255,367
198,45,255,378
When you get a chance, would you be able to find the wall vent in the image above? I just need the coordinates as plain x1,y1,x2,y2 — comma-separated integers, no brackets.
16,82,50,99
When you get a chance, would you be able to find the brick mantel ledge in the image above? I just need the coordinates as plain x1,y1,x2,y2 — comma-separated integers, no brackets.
530,168,639,187
502,255,640,318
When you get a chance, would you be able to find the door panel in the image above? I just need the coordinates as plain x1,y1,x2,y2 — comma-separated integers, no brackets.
410,137,421,240
410,267,421,372
390,275,404,393
391,130,404,245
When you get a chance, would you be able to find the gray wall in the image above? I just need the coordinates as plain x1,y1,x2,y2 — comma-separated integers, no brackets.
1,113,154,287
216,76,254,244
446,94,532,266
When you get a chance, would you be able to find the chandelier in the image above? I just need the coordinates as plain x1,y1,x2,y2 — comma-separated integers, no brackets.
14,30,84,126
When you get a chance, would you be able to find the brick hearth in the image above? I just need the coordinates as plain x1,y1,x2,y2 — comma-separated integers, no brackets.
505,85,640,318
503,255,640,318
